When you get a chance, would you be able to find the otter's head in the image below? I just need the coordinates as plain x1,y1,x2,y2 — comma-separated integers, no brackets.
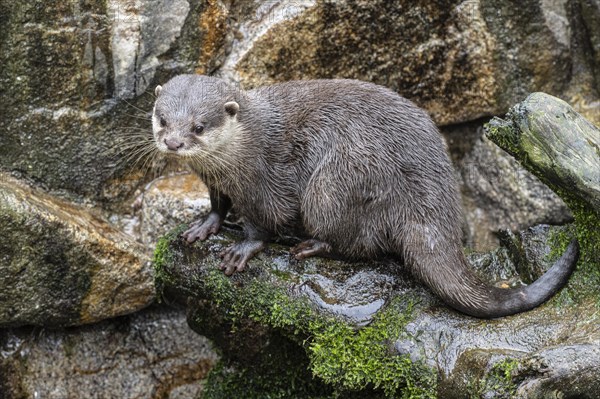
152,75,241,159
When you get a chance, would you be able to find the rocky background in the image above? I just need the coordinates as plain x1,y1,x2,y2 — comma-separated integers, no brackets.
0,0,599,398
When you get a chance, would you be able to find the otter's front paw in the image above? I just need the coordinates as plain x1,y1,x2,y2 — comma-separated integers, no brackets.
182,213,222,243
218,240,266,276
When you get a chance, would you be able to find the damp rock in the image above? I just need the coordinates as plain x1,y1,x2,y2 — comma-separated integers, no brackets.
0,173,154,327
0,305,218,399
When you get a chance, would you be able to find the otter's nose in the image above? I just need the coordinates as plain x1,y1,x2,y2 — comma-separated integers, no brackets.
164,138,184,151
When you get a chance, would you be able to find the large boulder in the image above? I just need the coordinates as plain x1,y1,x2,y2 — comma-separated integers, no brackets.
0,173,153,327
0,306,218,399
222,0,600,126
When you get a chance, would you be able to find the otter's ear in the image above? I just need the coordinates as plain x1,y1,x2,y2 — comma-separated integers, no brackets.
154,85,162,97
224,101,239,117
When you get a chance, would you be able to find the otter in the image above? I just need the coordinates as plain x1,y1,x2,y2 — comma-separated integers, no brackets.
151,74,579,318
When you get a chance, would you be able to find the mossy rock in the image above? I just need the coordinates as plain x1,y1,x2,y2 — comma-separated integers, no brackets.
0,173,153,327
155,220,600,398
155,225,437,398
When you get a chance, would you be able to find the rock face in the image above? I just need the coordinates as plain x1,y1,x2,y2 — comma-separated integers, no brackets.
224,0,600,126
0,305,218,399
444,123,572,250
0,0,597,241
1,0,600,397
1,0,599,203
0,173,153,327
0,0,194,203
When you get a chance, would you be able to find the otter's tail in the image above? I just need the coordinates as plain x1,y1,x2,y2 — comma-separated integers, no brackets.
406,234,579,318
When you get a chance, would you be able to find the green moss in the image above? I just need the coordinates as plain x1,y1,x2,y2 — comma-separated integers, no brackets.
547,200,600,305
466,358,519,398
484,117,523,159
308,299,436,398
152,224,188,302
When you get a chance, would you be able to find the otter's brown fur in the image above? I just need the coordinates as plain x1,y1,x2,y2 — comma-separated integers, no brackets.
152,74,579,318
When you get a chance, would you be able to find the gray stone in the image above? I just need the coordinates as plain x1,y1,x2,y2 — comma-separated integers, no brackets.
0,1,200,203
487,92,600,211
0,306,218,399
109,0,190,99
448,124,572,250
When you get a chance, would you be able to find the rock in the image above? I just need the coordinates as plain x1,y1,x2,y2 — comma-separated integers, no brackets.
443,122,572,250
138,173,211,246
109,0,190,99
0,305,218,399
0,1,205,203
156,225,435,397
154,219,599,398
486,92,600,211
217,0,600,126
0,173,154,327
2,0,600,205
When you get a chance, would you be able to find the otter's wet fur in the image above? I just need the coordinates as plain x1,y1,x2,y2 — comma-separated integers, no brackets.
152,74,579,318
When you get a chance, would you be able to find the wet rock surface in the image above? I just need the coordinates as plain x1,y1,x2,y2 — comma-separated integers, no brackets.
158,224,399,327
156,221,599,397
0,305,218,399
0,173,153,327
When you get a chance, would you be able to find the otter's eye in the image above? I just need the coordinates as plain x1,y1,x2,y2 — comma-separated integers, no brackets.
193,124,204,135
160,117,167,127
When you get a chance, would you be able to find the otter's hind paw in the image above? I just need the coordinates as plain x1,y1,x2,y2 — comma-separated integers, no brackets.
290,239,333,260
